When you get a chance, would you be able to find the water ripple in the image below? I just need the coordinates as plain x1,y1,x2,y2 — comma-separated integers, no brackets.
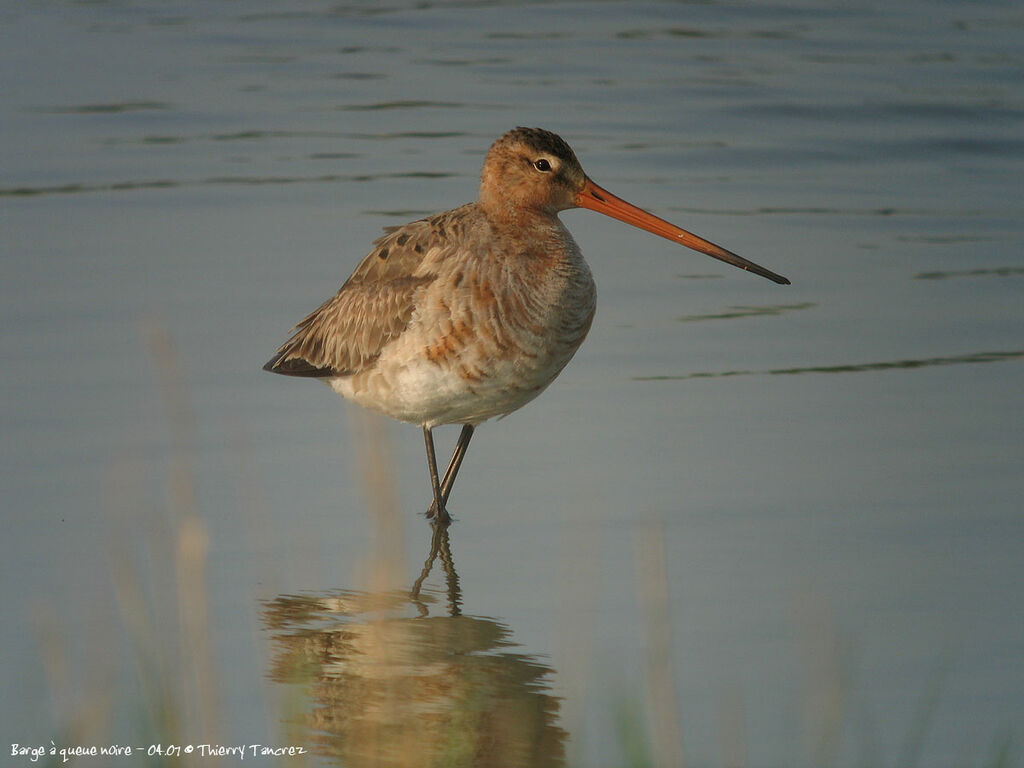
35,100,172,114
677,303,816,323
616,25,807,41
1,171,460,198
98,129,470,146
338,100,464,111
731,101,1024,124
669,206,1002,218
634,350,1024,381
914,266,1024,280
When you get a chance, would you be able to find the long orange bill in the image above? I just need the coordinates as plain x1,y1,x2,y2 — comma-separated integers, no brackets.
576,177,790,285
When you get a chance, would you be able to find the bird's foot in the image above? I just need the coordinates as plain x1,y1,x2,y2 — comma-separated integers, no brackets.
425,501,452,526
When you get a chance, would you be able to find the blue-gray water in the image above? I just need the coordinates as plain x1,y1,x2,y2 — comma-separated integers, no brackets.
3,2,1022,767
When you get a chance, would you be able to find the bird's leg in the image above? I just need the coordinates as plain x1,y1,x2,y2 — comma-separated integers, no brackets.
422,427,450,525
440,424,475,505
425,424,475,522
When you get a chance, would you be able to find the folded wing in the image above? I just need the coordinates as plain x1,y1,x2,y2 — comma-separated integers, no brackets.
264,219,448,378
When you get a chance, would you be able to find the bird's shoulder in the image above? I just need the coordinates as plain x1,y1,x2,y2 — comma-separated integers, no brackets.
345,202,487,285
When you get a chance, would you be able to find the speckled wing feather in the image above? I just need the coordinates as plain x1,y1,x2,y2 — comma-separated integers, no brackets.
263,214,458,377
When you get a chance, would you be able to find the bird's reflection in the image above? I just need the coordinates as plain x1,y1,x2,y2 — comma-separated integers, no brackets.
261,522,566,767
410,518,461,615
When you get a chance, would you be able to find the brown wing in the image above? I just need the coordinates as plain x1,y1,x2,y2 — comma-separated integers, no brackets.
263,208,473,377
262,275,433,377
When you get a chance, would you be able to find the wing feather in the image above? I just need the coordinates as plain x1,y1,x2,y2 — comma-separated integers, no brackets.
263,207,476,377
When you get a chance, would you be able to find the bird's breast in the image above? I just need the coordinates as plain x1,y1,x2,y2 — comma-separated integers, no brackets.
427,236,594,376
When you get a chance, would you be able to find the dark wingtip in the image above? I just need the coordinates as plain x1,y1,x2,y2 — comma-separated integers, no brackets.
263,352,340,378
262,356,280,373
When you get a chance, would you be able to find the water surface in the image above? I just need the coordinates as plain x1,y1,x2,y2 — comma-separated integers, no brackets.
2,2,1022,766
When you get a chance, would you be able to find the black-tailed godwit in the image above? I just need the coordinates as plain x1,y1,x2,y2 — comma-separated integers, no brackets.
265,127,789,524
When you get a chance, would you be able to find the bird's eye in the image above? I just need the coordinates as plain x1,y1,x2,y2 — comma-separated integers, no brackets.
533,158,552,172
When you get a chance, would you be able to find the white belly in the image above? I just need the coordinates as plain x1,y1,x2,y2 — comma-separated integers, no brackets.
328,337,570,427
329,270,596,427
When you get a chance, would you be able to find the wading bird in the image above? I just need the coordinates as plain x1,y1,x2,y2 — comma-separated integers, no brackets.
265,127,789,524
